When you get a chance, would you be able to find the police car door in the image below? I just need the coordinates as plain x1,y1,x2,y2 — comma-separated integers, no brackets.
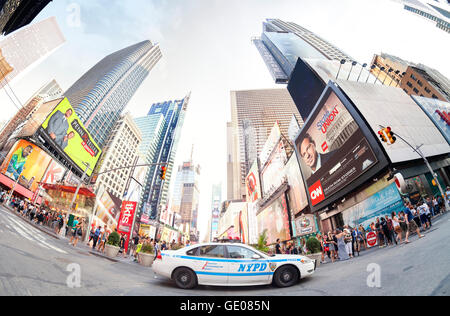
194,245,228,285
226,245,270,285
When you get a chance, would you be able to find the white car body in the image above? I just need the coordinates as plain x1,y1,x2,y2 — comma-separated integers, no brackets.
152,242,316,288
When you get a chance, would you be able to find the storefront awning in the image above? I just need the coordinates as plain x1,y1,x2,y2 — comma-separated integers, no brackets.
0,173,34,199
41,183,96,198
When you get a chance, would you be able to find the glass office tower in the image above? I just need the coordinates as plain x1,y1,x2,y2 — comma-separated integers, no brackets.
139,93,190,221
64,40,162,148
253,18,353,83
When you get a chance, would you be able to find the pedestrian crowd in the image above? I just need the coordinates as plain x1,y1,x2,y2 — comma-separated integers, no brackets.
273,195,447,264
129,235,190,263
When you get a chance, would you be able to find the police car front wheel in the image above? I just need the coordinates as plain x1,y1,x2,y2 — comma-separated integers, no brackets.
273,265,299,288
173,267,197,289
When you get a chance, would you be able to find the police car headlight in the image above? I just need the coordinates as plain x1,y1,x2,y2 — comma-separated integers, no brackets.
300,258,313,264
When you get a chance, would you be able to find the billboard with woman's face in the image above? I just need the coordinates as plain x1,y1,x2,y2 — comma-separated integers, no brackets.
0,139,52,192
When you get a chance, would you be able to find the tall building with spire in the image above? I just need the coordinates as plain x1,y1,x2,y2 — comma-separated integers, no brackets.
64,40,162,148
137,93,190,222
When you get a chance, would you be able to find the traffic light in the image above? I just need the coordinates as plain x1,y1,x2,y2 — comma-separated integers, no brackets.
159,166,167,180
378,129,388,143
378,127,396,145
385,127,397,145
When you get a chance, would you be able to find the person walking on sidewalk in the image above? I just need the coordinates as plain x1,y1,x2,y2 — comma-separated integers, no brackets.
404,205,425,244
70,219,83,247
98,226,108,253
92,226,101,249
392,212,404,244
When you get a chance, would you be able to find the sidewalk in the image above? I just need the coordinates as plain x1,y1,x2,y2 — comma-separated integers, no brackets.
1,204,141,266
320,210,449,265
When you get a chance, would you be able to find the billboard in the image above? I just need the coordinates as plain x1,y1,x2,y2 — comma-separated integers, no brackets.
41,160,66,185
256,193,291,245
342,183,404,230
261,141,288,197
284,151,308,215
294,83,385,211
117,201,138,253
0,139,52,192
39,98,101,177
245,160,262,202
93,187,120,230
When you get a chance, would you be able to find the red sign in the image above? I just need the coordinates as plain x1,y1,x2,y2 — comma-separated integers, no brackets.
309,180,325,206
117,201,137,253
366,232,378,248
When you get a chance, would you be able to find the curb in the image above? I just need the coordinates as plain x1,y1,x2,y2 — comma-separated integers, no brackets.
2,204,61,240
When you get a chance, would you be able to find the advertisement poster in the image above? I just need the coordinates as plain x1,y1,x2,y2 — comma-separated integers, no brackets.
117,201,137,253
342,183,404,230
245,160,262,202
41,160,66,185
261,141,288,197
284,151,308,215
0,139,52,193
39,98,102,176
256,194,291,245
295,90,378,207
294,214,317,237
93,188,120,230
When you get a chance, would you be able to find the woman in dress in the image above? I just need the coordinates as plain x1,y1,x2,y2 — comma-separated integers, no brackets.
335,229,350,261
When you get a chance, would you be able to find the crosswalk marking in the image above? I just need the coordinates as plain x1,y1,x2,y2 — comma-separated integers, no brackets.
1,209,67,254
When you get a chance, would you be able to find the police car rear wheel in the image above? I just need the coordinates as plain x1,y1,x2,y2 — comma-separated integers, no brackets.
173,268,197,289
273,266,299,288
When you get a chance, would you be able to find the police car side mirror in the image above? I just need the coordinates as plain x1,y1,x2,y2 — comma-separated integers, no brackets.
252,254,262,260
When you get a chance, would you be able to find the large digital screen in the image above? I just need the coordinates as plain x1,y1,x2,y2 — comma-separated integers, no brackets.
39,98,101,177
261,141,287,197
0,139,52,192
295,83,384,211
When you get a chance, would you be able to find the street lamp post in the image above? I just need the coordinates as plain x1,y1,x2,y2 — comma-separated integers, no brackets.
6,166,25,206
379,125,450,212
366,65,376,83
347,61,358,80
336,59,346,80
357,63,367,82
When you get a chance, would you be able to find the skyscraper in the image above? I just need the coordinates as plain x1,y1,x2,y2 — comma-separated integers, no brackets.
170,158,201,242
0,79,62,148
64,40,162,148
0,0,53,35
0,16,65,86
400,0,450,33
94,113,142,199
253,18,354,83
227,88,303,200
139,94,190,221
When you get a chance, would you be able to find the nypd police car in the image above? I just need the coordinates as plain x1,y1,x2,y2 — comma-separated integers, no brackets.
152,242,316,289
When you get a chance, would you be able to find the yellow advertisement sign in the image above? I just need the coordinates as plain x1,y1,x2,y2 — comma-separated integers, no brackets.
40,98,101,176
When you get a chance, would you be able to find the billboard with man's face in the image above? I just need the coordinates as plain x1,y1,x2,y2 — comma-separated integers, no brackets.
0,139,52,192
39,98,101,177
294,83,387,211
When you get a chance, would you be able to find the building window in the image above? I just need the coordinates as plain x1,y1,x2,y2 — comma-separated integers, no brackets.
407,81,413,88
413,88,419,94
417,80,423,87
425,87,431,93
410,74,417,81
432,94,439,99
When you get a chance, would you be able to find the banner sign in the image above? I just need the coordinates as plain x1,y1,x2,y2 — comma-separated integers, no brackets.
117,201,137,253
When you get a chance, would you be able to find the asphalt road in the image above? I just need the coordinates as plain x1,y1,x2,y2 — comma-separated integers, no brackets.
0,205,449,296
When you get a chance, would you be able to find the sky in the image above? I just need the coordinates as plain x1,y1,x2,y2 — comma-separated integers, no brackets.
0,0,449,241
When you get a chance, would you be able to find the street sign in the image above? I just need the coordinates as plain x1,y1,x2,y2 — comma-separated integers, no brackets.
366,231,378,248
